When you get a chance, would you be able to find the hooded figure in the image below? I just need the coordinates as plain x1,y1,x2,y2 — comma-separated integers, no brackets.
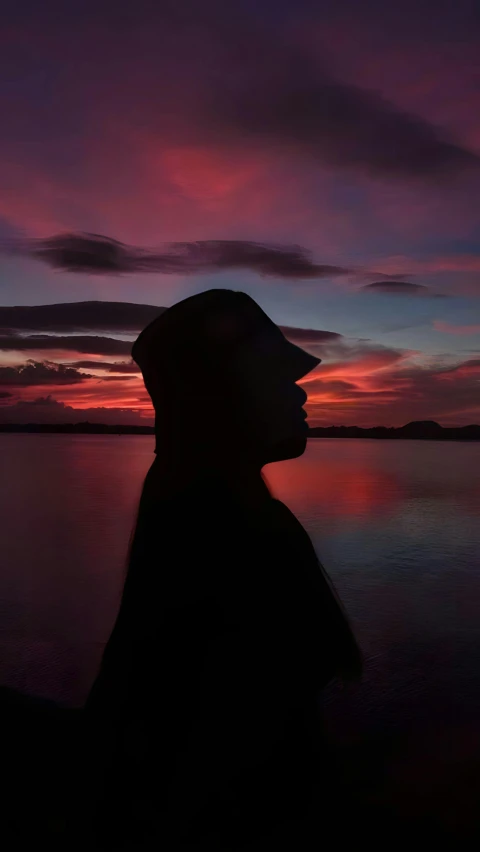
83,289,361,849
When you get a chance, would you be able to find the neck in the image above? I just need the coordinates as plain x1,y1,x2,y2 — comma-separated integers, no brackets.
220,458,273,508
151,445,272,507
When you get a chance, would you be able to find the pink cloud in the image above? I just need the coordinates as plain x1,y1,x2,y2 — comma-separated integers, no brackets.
302,355,480,427
2,346,479,428
433,320,480,335
377,255,480,275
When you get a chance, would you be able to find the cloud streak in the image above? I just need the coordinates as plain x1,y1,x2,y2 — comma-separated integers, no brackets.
0,301,165,333
0,359,137,388
0,360,92,386
362,281,446,297
0,335,133,356
1,299,479,426
8,233,351,279
65,360,139,373
210,56,480,180
278,326,342,353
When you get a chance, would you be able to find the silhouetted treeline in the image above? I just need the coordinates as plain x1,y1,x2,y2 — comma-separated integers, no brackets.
0,419,479,439
0,422,155,435
309,420,480,441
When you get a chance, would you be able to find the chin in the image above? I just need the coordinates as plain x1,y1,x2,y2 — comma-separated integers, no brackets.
266,435,307,464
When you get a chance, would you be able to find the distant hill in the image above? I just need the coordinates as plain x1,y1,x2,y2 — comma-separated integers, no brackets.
308,420,480,441
0,419,479,439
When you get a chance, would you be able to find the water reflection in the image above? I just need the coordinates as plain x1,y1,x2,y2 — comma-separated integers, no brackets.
0,434,479,716
1,434,479,834
266,438,480,520
266,447,403,519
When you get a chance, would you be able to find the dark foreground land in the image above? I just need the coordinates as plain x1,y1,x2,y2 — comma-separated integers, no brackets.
2,686,479,849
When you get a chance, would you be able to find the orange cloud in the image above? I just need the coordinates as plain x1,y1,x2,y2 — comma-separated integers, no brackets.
1,302,479,428
302,354,480,427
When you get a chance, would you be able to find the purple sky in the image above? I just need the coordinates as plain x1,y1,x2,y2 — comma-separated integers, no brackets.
1,0,479,426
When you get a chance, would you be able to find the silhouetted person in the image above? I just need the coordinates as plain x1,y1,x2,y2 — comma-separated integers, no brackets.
82,289,362,850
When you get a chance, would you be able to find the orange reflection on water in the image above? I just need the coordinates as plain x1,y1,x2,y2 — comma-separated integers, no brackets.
265,442,404,519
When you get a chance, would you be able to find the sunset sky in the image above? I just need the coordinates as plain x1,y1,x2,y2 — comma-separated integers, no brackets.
1,0,479,427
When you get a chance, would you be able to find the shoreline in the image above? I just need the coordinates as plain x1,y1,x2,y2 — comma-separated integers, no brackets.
0,421,479,441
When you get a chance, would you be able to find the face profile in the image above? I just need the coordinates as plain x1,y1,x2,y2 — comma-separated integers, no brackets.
231,347,310,464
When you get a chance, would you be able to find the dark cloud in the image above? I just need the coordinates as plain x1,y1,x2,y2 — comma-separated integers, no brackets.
0,395,152,426
0,335,132,355
0,301,165,333
289,328,407,365
0,360,92,386
9,233,351,279
206,41,479,179
0,359,135,391
94,375,135,381
280,327,409,369
0,311,394,377
280,326,344,357
279,326,342,346
66,360,139,373
0,391,12,399
444,358,480,372
0,302,347,361
362,281,445,297
0,2,477,198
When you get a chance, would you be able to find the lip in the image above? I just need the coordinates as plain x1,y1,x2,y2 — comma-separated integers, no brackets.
299,409,309,430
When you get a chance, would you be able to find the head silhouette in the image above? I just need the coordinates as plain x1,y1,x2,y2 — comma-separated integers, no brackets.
132,289,320,471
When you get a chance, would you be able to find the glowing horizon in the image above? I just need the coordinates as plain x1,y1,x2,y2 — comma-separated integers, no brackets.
0,2,479,426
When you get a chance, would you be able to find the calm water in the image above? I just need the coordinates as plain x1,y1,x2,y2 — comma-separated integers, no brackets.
1,435,479,766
